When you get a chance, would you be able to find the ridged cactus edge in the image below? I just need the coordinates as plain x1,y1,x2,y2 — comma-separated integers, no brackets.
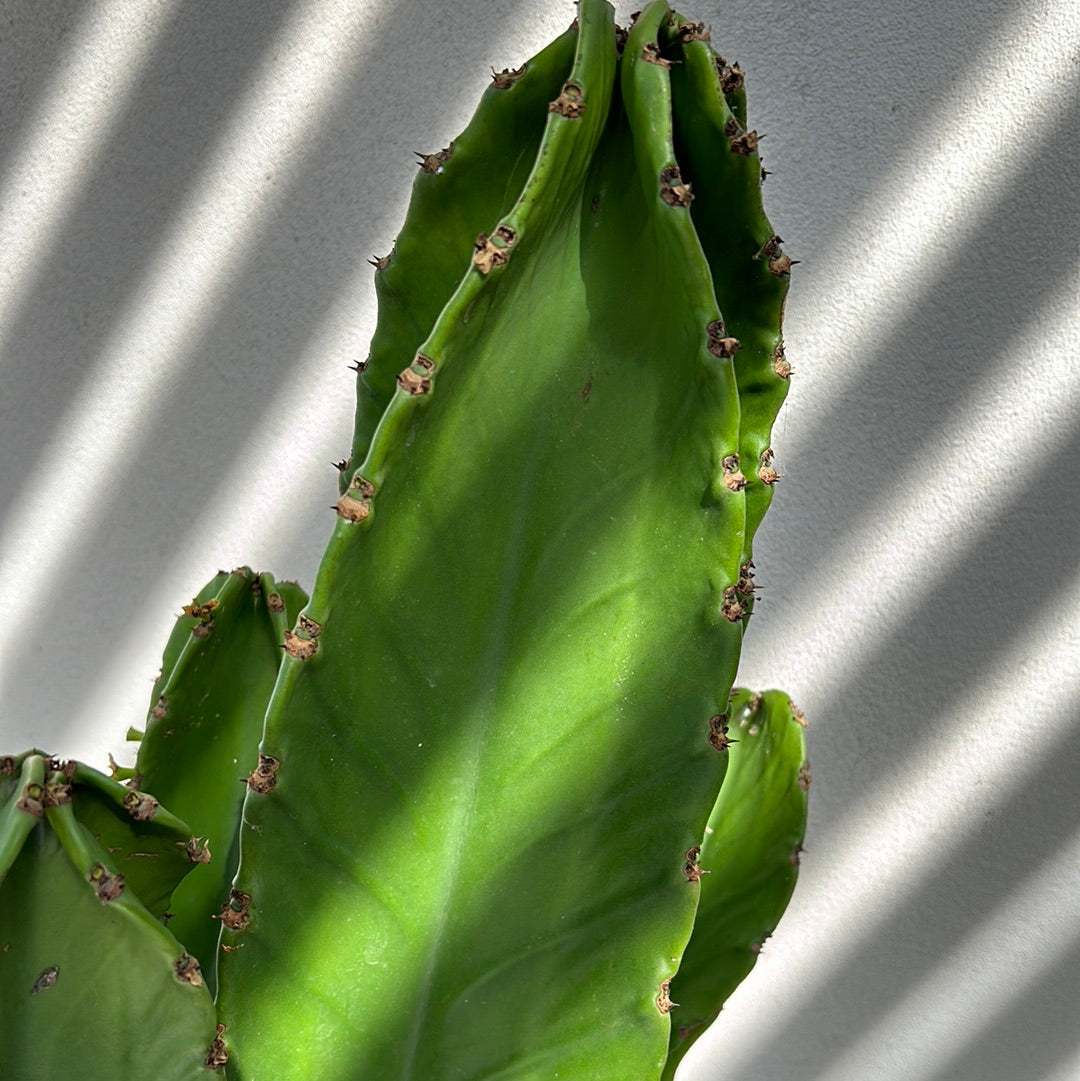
0,4,806,1080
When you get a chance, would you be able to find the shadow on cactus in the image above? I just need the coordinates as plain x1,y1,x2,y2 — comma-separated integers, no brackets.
0,3,809,1078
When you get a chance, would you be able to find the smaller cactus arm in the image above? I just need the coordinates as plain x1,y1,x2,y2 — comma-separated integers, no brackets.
663,18,791,554
0,753,46,884
348,24,580,480
661,689,809,1079
0,769,218,1081
133,568,307,985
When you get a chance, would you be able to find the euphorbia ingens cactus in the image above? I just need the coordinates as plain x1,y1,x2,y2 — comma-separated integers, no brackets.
0,4,807,1078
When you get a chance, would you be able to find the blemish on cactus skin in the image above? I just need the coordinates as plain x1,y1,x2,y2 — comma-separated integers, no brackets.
725,119,760,155
192,619,213,640
715,57,745,96
0,756,16,776
706,319,741,359
245,754,280,795
790,843,805,866
336,475,376,524
150,695,169,720
721,454,747,492
641,41,672,68
182,598,219,621
677,21,710,43
772,343,792,379
473,226,517,275
758,448,781,486
790,702,808,728
122,790,159,821
491,65,525,89
683,846,708,882
549,80,586,118
173,953,203,987
659,166,693,207
798,762,812,790
205,1024,229,1070
214,889,252,931
182,836,212,864
397,354,436,396
757,234,796,276
267,591,285,613
29,966,59,996
656,978,678,1014
88,863,125,903
16,782,45,817
708,713,734,751
721,586,747,623
415,147,452,174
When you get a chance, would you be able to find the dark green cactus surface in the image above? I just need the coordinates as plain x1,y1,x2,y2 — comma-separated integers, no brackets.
1,3,805,1079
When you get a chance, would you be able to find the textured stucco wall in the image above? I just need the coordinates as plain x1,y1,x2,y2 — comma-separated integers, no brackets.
1,1,1078,1078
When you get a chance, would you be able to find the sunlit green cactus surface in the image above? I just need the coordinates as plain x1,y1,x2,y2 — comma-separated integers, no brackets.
0,3,808,1079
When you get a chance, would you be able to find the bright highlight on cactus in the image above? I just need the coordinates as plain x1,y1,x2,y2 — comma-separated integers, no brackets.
0,3,806,1079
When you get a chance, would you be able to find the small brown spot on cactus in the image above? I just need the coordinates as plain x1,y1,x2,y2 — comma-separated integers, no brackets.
491,65,525,89
205,1024,229,1070
214,889,251,931
736,561,757,597
758,450,782,486
708,713,735,751
678,20,710,42
123,790,159,821
721,586,747,622
150,696,168,720
397,353,436,395
246,754,280,794
656,978,678,1014
641,41,672,68
790,843,805,866
722,454,747,492
1,756,16,776
750,936,770,955
192,619,213,640
582,378,592,401
615,24,629,53
683,846,708,882
284,629,318,660
659,166,693,207
174,953,203,986
757,234,797,276
790,702,808,728
220,943,244,953
88,863,125,903
336,493,370,522
415,146,452,173
706,319,741,358
29,966,59,996
183,836,212,864
725,119,760,155
590,194,600,213
267,591,285,613
298,614,322,639
772,343,792,379
16,782,44,818
183,598,218,621
720,62,745,96
473,232,512,275
798,762,812,790
549,81,586,118
43,777,71,807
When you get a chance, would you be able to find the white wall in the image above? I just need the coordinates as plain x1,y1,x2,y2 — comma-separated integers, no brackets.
1,1,1077,1078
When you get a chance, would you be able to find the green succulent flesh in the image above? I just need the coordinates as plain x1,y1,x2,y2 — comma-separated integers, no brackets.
0,756,218,1080
1,3,804,1078
662,689,809,1078
216,2,797,1078
133,568,307,992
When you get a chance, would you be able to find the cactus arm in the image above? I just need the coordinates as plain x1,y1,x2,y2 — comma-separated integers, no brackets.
0,770,218,1081
0,753,46,884
216,2,763,1077
664,18,791,555
661,689,809,1079
349,25,580,480
131,568,307,988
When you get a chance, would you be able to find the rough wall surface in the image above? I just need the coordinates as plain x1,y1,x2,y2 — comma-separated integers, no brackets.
1,1,1077,1079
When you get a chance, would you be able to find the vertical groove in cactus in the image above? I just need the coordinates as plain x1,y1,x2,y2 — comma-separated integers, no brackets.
216,2,790,1078
661,689,809,1079
0,755,218,1080
131,568,307,992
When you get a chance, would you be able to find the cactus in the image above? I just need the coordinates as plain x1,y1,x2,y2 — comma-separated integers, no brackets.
0,3,806,1079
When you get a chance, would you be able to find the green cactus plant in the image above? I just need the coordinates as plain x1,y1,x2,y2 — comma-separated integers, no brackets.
0,3,807,1078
